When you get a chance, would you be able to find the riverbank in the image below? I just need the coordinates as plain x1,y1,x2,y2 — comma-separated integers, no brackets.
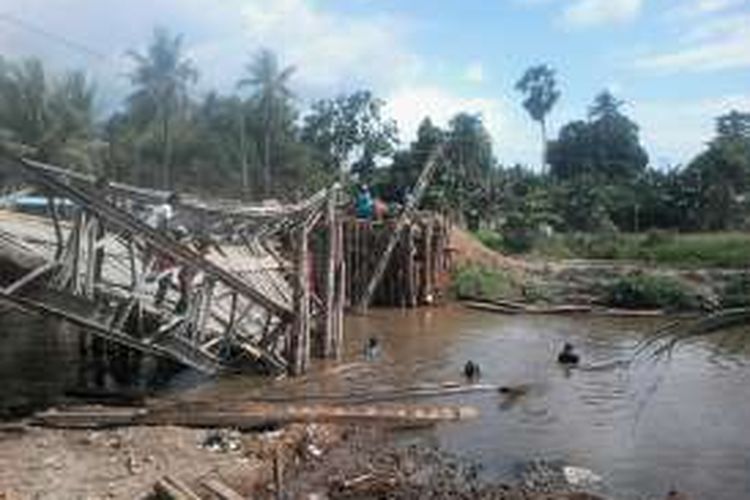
0,421,607,499
449,227,748,312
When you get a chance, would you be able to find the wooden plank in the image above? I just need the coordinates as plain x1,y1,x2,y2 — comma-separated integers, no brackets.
32,402,479,429
201,478,245,500
357,144,444,309
154,476,202,500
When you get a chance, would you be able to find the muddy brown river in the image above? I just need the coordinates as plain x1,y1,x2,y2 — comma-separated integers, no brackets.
3,305,750,498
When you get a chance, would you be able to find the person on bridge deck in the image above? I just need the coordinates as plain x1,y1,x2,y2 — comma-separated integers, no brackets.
557,342,580,365
354,184,374,220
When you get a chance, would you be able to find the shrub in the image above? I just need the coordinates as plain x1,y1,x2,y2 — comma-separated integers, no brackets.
605,273,697,310
452,264,515,301
720,272,750,308
474,229,504,253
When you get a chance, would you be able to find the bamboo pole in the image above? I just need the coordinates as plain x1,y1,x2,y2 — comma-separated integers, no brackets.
333,212,345,358
423,219,433,304
289,223,310,375
323,186,337,358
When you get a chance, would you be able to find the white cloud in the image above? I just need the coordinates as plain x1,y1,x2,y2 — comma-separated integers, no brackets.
384,85,540,166
463,62,485,84
562,0,643,27
670,0,744,18
238,0,422,98
635,12,750,73
0,0,422,103
633,93,750,167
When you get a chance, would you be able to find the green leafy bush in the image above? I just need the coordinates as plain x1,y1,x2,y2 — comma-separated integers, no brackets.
605,274,697,310
474,229,504,252
452,264,515,301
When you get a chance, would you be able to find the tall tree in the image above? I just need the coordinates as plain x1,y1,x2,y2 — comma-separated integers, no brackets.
441,113,495,227
0,57,98,169
126,27,197,189
683,109,750,230
515,64,560,172
238,49,296,196
548,90,647,181
716,110,750,140
301,90,398,182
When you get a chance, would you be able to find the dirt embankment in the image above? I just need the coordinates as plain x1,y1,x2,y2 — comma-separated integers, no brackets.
448,226,527,273
0,422,607,500
448,227,740,309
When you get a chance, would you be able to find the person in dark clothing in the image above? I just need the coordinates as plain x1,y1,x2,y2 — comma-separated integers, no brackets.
557,343,580,365
463,360,481,381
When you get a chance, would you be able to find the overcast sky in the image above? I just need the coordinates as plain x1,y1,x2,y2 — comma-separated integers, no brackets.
1,0,748,168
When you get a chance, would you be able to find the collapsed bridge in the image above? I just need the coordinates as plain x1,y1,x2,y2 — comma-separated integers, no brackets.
0,145,448,377
0,157,345,376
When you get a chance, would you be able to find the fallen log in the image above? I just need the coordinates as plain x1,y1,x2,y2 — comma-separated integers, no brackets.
30,406,147,429
238,381,501,405
31,401,479,430
463,299,668,317
463,300,593,315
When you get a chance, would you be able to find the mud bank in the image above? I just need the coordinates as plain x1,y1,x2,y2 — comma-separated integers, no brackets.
0,422,611,500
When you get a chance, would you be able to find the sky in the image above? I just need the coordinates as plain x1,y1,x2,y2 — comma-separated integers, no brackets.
0,0,748,169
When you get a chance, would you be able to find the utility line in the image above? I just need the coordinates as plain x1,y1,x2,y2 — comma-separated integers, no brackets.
0,12,106,60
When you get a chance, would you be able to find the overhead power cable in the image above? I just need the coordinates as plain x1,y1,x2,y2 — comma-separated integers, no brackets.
0,12,106,60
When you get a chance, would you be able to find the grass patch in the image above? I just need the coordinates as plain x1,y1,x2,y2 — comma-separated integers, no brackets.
452,264,516,301
530,231,750,268
631,232,750,268
605,274,697,311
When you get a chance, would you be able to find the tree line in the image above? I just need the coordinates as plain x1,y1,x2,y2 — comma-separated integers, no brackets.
1,29,749,235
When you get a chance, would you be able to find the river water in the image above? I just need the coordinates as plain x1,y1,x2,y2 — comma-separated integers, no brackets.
3,305,750,498
336,307,750,500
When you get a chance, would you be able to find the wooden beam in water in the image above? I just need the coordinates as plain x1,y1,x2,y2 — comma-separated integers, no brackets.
31,401,479,429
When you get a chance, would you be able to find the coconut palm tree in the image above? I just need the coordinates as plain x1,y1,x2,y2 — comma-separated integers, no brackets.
515,65,560,173
126,28,197,189
238,49,295,196
0,57,98,169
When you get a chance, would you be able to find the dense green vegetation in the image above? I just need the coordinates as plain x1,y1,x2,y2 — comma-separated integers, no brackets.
1,28,749,249
476,229,750,268
451,264,517,301
605,274,697,311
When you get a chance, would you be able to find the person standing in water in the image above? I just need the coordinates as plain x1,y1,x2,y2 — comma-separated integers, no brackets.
557,343,580,365
364,337,380,360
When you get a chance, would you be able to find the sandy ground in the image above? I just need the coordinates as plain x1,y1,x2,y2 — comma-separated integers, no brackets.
0,422,342,499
